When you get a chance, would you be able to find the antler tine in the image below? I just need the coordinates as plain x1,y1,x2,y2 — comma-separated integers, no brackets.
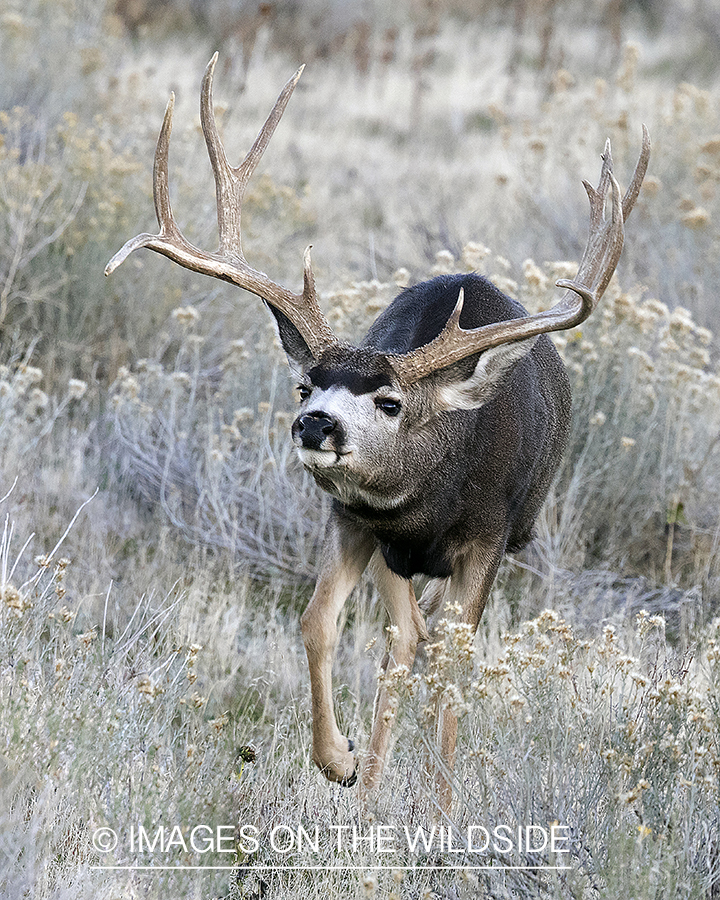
105,93,192,275
583,138,614,230
558,127,649,311
621,123,651,222
200,53,304,257
106,58,337,360
389,128,649,386
562,164,624,306
153,92,180,239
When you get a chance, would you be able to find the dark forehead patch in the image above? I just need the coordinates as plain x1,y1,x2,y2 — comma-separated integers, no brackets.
307,346,395,396
308,367,393,395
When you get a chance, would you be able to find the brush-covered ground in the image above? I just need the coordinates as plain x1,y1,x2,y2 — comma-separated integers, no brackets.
1,1,720,897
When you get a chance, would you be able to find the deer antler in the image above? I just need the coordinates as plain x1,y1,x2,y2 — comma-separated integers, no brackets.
389,125,651,386
105,54,337,360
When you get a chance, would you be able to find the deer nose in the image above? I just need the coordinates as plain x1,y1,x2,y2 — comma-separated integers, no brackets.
294,412,339,450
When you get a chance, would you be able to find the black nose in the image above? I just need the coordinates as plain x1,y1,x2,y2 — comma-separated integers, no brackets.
294,412,338,450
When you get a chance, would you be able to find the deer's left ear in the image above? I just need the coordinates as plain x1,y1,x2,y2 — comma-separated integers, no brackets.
434,337,537,412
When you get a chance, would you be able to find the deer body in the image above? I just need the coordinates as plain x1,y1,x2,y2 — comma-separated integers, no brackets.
288,273,571,581
278,271,571,793
106,56,649,807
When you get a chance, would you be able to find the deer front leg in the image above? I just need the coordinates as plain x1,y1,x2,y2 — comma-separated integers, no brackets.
301,517,375,786
360,551,429,797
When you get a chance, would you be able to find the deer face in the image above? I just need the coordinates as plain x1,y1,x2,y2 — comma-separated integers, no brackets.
290,347,412,506
288,336,541,509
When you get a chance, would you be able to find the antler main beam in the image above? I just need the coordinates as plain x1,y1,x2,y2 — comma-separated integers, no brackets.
389,126,651,386
105,54,337,360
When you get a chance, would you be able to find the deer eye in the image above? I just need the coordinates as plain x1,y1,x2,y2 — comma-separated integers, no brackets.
297,384,312,401
375,397,401,417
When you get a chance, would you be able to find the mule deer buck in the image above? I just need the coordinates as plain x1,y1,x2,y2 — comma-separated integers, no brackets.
106,55,649,806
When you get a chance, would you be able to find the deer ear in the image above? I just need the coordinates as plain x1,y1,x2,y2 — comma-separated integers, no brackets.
267,304,316,369
434,337,537,412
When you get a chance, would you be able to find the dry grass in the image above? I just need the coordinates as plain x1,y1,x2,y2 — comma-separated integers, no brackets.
2,1,720,898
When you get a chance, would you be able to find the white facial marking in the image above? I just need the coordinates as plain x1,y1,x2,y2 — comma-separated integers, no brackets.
296,448,344,469
305,385,362,430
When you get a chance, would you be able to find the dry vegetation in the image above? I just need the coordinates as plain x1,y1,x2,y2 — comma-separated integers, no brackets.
2,0,720,897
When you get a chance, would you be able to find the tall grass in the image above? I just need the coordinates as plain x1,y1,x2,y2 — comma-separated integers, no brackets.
2,1,720,898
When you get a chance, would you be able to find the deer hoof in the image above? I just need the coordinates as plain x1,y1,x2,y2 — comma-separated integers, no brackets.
339,768,357,788
338,739,357,786
314,739,357,786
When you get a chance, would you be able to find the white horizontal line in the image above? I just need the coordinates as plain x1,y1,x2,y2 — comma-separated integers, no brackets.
92,864,572,871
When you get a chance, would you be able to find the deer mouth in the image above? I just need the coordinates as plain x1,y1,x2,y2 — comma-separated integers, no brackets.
296,447,352,470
